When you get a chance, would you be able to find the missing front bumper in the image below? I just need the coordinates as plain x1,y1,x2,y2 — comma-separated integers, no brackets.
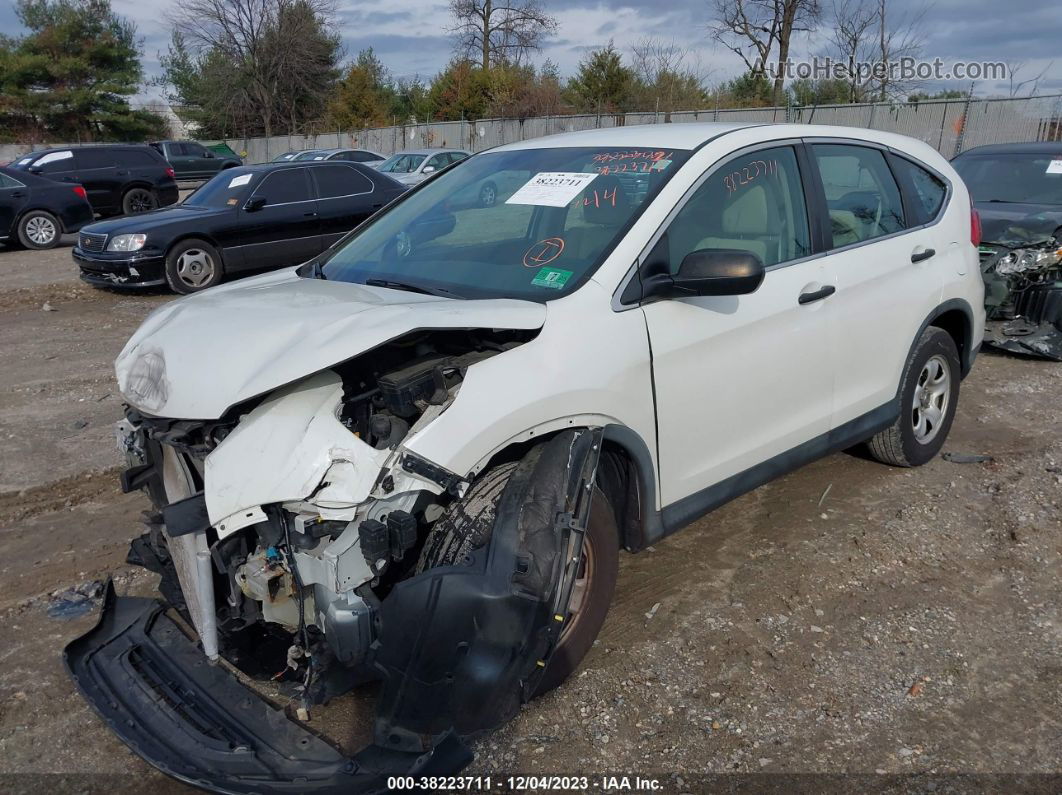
64,582,471,794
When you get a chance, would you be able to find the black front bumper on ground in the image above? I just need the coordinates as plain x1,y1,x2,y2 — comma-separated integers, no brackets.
64,582,471,794
73,247,167,288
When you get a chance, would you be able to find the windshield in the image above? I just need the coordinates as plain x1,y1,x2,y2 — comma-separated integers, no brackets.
954,153,1062,205
294,150,327,161
378,153,427,173
318,146,690,300
183,169,255,208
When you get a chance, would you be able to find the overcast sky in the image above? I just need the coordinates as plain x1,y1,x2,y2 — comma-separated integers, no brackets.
2,0,1060,103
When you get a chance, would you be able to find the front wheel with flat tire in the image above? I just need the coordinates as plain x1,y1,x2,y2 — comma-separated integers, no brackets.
17,210,61,249
165,239,223,294
122,187,157,215
867,326,961,467
416,459,619,696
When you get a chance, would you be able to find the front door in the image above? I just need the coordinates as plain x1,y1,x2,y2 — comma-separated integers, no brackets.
236,167,321,270
642,144,835,507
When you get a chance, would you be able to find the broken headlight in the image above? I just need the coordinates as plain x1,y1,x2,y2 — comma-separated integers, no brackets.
124,350,168,413
995,247,1062,275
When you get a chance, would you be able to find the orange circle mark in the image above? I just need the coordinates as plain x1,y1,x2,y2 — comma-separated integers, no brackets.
523,237,565,267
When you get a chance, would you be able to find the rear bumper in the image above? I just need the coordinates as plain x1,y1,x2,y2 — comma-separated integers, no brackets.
64,582,471,794
74,247,166,288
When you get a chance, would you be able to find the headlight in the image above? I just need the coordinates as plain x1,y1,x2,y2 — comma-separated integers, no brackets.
123,350,168,412
107,233,147,252
995,247,1061,276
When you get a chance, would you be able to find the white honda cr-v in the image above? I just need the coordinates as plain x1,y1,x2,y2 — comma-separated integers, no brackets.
70,123,985,792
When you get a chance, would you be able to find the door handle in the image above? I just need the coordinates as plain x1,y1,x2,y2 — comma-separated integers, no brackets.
303,211,318,217
371,203,383,210
798,285,836,305
911,248,936,263
11,191,25,198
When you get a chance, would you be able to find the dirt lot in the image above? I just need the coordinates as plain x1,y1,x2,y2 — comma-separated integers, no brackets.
0,241,1059,793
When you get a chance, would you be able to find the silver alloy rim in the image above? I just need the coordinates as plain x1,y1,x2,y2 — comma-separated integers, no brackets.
912,354,951,444
26,215,57,245
129,190,155,213
481,185,496,206
175,248,216,289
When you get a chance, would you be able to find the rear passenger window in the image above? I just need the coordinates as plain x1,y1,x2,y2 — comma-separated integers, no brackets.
122,150,161,167
252,168,312,204
76,149,117,169
664,145,811,270
891,157,947,225
812,144,904,247
313,165,373,198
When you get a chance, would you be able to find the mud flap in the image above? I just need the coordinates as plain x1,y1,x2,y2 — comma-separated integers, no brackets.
64,582,471,794
370,428,603,749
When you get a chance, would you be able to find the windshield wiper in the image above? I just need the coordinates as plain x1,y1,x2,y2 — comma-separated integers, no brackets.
364,278,460,298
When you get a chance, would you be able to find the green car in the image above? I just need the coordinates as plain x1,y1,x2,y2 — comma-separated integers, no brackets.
149,140,243,181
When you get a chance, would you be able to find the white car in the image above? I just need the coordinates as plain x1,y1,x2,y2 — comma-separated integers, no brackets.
373,147,470,185
69,123,984,792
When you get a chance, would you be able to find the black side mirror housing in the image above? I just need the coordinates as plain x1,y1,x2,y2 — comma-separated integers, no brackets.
244,196,267,212
642,249,765,300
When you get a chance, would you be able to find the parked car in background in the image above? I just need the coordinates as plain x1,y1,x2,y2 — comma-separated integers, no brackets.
0,165,94,249
150,140,242,181
374,147,470,185
293,148,385,164
73,160,405,293
271,150,305,162
952,142,1062,360
9,145,178,216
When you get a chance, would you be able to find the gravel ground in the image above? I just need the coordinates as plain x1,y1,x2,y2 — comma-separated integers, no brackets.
0,240,1059,793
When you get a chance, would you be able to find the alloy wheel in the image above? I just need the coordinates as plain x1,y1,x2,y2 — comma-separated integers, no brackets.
175,249,216,289
911,354,951,444
25,215,57,246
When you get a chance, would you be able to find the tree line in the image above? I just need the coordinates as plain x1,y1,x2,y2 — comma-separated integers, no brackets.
0,0,1004,144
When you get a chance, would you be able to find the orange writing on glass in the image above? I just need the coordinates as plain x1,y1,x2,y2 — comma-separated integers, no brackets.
523,237,566,267
723,159,779,195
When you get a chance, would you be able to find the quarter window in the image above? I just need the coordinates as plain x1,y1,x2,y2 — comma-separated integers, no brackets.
812,144,905,247
891,156,946,225
252,168,312,205
313,165,374,199
664,145,811,270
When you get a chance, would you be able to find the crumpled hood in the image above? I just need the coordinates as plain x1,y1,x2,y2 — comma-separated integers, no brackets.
976,201,1062,246
116,268,546,419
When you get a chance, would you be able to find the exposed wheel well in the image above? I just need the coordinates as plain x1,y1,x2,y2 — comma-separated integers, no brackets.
928,307,972,376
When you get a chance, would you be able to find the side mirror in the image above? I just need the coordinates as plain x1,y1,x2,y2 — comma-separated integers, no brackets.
28,166,42,175
644,249,765,299
422,165,436,173
244,196,267,212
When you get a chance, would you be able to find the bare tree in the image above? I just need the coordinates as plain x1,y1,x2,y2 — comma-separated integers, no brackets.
630,38,711,115
827,0,876,102
170,0,340,137
1008,60,1052,98
872,0,928,100
709,0,821,103
449,0,557,70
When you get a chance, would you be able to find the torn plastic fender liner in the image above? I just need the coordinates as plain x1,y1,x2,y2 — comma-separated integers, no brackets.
370,428,603,748
64,582,470,795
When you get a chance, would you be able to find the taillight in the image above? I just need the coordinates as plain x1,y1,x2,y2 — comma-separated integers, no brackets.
165,167,176,178
970,207,982,247
73,185,87,200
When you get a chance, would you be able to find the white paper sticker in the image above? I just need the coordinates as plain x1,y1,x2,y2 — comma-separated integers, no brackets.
228,173,252,188
1046,159,1062,174
18,157,33,165
506,172,598,207
35,150,73,166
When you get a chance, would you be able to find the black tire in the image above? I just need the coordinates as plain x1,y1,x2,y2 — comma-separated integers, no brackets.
17,210,62,249
867,326,961,467
122,187,157,215
165,238,224,294
479,181,498,207
417,460,619,696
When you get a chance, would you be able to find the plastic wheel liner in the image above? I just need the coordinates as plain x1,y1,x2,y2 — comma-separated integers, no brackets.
64,429,602,794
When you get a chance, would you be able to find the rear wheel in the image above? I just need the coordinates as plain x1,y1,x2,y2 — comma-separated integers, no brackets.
123,187,157,215
17,210,61,249
867,326,961,467
165,238,224,294
417,459,618,696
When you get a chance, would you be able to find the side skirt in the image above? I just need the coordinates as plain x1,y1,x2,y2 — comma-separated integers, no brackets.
653,401,898,542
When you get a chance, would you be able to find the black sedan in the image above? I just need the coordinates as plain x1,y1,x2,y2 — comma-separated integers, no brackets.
0,166,94,249
73,161,405,294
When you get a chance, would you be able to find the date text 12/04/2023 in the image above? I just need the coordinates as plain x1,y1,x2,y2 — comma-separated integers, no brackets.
386,775,664,791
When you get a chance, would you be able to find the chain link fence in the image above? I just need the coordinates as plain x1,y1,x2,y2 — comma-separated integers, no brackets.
4,94,1061,166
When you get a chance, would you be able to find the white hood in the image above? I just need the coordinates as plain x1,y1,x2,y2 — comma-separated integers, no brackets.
115,268,546,419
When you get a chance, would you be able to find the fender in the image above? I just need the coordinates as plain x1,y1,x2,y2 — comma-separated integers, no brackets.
903,298,977,384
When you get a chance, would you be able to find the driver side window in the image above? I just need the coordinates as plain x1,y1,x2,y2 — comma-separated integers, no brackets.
811,144,905,248
665,145,810,272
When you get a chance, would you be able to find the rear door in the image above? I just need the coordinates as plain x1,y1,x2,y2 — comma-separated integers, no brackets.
308,164,377,250
0,171,26,237
165,143,196,179
642,143,835,505
74,148,121,210
236,167,321,270
805,141,947,427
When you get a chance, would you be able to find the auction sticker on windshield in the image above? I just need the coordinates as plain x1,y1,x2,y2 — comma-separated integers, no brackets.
506,172,597,207
1046,159,1062,174
228,173,253,188
531,267,573,289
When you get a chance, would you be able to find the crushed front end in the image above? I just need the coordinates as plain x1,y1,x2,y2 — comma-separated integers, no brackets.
66,326,602,794
980,237,1062,361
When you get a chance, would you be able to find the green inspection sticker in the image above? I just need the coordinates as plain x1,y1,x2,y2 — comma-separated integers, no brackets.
531,267,573,289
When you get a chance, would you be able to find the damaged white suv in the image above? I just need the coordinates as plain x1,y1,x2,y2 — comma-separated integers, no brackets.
67,123,984,793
